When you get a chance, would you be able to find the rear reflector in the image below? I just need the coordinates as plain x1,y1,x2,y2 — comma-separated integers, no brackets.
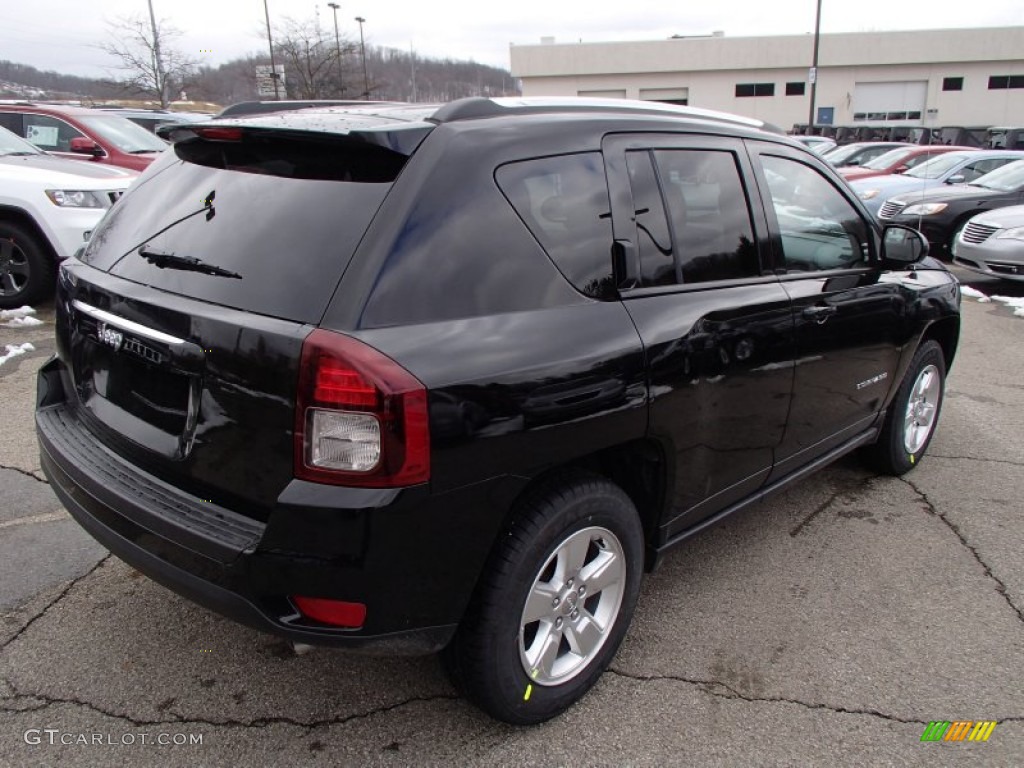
295,329,429,487
292,596,367,628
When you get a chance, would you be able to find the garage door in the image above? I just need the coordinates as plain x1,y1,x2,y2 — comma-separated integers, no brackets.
852,81,927,121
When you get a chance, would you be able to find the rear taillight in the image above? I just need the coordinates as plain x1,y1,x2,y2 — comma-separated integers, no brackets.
294,329,429,487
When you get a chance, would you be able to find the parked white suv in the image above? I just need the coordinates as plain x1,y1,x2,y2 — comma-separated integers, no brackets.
0,127,134,308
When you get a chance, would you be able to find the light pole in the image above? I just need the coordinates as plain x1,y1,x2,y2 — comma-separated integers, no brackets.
807,0,823,134
327,3,344,97
263,0,280,99
355,16,369,99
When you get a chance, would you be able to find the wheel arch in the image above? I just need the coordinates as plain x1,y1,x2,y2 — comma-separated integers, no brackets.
492,439,670,575
921,316,960,371
0,205,59,262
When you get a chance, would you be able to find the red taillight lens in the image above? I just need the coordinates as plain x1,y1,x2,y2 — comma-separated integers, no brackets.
292,596,366,628
314,360,377,407
195,126,243,141
295,329,430,487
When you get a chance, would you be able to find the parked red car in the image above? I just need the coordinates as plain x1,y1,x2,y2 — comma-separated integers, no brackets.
839,145,975,182
0,103,166,171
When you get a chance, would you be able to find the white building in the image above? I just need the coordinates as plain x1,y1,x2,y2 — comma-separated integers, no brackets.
510,27,1024,131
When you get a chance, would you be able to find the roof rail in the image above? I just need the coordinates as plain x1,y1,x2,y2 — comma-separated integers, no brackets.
429,96,780,132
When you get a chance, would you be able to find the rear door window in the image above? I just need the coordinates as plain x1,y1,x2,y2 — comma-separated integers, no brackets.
624,148,761,285
0,113,23,134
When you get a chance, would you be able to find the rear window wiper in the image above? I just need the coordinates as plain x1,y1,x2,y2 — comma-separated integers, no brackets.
138,244,242,279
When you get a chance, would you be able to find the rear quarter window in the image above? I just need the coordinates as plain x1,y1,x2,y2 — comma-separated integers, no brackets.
496,153,615,299
357,153,582,328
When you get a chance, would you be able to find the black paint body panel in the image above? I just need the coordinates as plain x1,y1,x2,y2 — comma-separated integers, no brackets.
37,105,962,650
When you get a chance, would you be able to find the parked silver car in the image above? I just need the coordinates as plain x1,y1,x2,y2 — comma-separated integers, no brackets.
853,150,1024,216
793,136,837,155
953,205,1024,281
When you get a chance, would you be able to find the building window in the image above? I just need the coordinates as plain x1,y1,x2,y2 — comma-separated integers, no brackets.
735,82,774,98
942,77,963,91
785,82,806,96
988,75,1024,90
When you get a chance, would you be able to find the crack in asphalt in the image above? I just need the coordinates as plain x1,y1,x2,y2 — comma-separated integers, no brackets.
0,682,460,731
607,668,1024,726
901,477,1024,625
789,475,875,538
0,556,109,652
928,454,1024,468
0,464,48,484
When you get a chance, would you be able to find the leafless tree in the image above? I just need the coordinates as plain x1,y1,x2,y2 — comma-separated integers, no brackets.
99,15,197,108
269,16,358,99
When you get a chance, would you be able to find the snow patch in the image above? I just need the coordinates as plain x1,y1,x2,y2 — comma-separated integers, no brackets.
0,305,43,328
960,286,992,302
0,342,35,366
0,305,37,320
991,296,1024,318
961,285,1024,317
1,316,43,328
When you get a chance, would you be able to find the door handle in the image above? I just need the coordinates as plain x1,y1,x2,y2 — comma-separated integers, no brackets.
802,305,837,324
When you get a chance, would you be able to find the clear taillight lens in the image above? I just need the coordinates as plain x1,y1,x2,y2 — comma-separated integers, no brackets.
308,410,381,471
294,329,429,487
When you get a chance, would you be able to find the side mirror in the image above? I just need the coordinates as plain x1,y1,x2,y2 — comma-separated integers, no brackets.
69,137,104,157
945,174,965,185
882,225,929,264
846,158,861,166
893,165,909,174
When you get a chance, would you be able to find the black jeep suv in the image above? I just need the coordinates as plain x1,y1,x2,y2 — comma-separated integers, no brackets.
36,98,960,724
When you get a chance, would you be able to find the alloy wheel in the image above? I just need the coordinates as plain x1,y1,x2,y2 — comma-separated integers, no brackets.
903,363,941,454
0,237,30,298
518,526,626,686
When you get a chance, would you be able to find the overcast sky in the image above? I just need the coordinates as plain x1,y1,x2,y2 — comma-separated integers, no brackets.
1,1,1021,78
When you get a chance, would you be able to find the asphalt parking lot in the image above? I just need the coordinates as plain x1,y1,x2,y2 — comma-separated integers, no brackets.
1,266,1022,767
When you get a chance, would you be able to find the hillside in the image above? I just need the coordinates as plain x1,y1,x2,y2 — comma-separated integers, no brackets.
0,47,518,109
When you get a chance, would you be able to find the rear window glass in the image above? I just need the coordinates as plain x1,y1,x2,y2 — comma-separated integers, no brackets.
80,135,405,324
175,131,406,181
496,153,614,299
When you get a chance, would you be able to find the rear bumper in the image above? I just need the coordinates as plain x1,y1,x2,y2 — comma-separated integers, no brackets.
37,358,520,654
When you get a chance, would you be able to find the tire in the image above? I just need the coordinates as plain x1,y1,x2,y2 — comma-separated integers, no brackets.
0,222,55,310
946,218,970,262
443,472,644,724
861,340,945,475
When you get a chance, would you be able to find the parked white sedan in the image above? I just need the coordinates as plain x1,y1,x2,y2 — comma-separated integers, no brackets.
0,127,135,308
953,205,1024,281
